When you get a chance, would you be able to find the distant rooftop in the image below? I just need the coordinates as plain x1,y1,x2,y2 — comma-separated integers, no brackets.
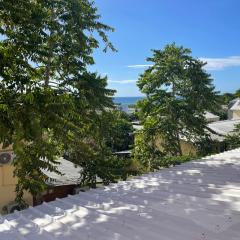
208,119,240,140
228,98,240,110
114,150,131,154
132,124,143,131
42,157,81,186
204,111,220,122
133,118,240,141
131,121,140,125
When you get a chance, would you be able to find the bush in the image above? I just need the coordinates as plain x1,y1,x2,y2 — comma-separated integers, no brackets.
151,155,197,170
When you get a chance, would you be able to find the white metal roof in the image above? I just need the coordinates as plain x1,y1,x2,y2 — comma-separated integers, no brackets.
132,124,143,131
42,157,82,186
131,121,140,125
114,150,132,154
133,119,240,141
229,98,240,111
204,111,219,122
1,148,240,239
208,119,240,137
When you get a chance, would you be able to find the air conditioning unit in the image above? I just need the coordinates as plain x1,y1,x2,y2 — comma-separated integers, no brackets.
0,151,14,165
2,202,28,214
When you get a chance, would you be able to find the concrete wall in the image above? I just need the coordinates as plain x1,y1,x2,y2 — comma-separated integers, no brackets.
179,140,198,155
155,136,197,156
228,110,240,120
154,135,228,156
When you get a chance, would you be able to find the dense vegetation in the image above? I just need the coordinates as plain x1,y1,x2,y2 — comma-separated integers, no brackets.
217,89,240,105
214,89,240,120
0,0,134,202
225,124,240,150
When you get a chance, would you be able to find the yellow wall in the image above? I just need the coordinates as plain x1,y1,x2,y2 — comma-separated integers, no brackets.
155,135,197,156
134,131,198,156
179,140,197,155
0,149,33,214
233,110,240,119
228,110,240,120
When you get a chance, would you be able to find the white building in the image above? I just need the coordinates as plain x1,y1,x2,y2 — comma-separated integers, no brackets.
228,98,240,120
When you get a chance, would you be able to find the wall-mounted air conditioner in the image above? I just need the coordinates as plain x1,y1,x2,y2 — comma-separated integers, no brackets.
0,151,14,165
2,202,28,214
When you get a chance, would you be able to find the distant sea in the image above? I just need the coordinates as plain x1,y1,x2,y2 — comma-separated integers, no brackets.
113,97,144,113
113,97,143,106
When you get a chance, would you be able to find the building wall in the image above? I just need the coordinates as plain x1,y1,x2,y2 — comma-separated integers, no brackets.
39,185,76,205
228,110,240,120
155,135,197,156
179,140,198,155
0,146,33,214
0,164,33,214
155,135,228,156
232,110,240,119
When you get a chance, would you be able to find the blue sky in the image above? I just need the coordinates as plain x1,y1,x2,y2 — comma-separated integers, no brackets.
91,0,240,97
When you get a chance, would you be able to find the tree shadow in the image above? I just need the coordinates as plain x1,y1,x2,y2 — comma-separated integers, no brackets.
1,151,240,239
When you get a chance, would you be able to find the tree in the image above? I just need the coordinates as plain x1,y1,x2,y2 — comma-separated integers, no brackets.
235,89,240,98
217,93,235,105
104,110,134,152
135,43,218,167
225,124,240,150
216,88,240,106
65,109,135,187
0,0,115,203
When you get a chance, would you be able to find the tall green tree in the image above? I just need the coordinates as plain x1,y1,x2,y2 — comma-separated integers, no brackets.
103,110,134,152
0,0,115,203
225,124,240,150
135,43,218,167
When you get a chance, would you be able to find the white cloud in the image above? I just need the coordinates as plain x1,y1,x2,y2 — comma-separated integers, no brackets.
127,56,240,71
200,56,240,70
108,79,137,84
127,64,153,68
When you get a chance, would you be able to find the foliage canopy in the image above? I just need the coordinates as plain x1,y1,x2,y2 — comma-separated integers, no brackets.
0,0,117,202
225,124,240,150
135,43,218,168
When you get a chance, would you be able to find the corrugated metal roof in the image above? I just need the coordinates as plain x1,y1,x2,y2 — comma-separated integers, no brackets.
132,124,143,131
204,111,220,122
42,157,82,186
208,119,240,137
133,119,240,141
1,148,240,239
229,98,240,110
114,150,131,154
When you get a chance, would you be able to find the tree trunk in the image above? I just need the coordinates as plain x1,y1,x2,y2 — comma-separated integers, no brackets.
44,37,53,87
176,132,183,156
44,62,50,87
44,7,55,87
